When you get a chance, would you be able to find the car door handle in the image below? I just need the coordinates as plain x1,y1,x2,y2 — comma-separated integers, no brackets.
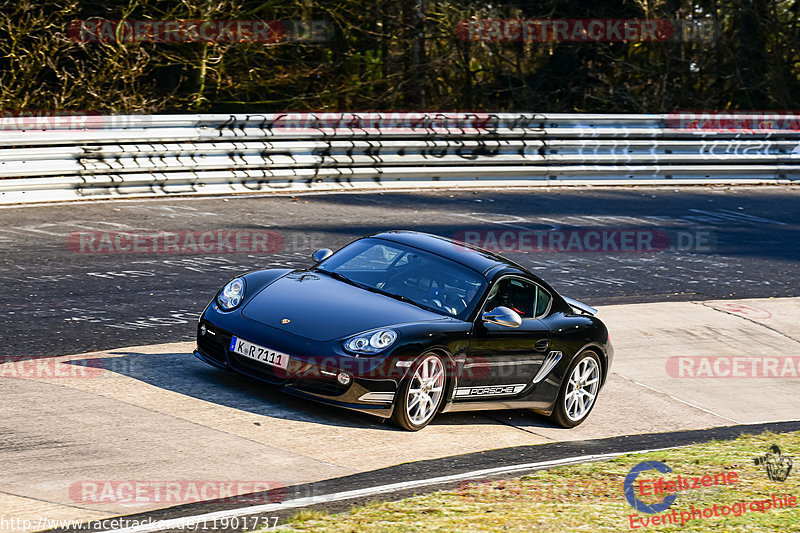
534,339,550,352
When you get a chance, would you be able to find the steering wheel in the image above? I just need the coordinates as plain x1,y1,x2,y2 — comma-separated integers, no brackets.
380,264,415,293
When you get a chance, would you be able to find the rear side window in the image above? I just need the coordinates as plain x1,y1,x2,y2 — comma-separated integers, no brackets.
535,285,552,317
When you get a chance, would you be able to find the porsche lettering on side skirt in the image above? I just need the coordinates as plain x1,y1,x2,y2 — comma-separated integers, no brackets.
454,384,526,397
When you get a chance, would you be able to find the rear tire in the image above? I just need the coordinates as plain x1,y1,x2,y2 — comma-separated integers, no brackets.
391,353,446,431
550,350,602,428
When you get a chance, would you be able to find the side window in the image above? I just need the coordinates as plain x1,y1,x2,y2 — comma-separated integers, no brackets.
535,285,552,318
484,278,536,318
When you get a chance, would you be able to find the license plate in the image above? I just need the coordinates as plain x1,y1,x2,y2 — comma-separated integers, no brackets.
229,336,290,370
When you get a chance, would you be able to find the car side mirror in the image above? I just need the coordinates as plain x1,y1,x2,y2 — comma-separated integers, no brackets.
481,306,522,328
311,248,333,263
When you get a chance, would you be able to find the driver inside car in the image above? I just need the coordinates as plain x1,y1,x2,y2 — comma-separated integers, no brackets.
484,278,534,318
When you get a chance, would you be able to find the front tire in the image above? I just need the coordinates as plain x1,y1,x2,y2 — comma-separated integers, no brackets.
391,353,446,431
550,350,602,428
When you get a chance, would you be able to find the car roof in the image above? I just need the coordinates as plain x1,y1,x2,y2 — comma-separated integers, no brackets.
369,230,527,277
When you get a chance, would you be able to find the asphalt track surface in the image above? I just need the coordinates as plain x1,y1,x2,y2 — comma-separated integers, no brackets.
2,186,799,359
2,186,800,532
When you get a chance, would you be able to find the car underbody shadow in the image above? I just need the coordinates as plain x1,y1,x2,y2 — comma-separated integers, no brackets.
64,352,560,432
68,351,386,429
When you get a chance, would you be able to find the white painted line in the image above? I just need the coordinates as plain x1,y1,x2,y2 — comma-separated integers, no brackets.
104,447,674,533
623,375,742,424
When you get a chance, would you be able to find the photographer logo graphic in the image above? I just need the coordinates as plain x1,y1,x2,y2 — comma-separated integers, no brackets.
624,461,678,514
754,445,793,482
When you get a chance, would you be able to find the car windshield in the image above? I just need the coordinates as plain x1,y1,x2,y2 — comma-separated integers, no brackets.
315,238,487,319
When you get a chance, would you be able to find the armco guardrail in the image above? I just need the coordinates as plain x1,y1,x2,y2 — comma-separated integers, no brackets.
0,112,798,204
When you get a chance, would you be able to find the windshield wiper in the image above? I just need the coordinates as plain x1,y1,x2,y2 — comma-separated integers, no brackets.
314,268,361,287
357,284,428,309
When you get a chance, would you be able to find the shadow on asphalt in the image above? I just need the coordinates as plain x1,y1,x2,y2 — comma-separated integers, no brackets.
65,351,538,431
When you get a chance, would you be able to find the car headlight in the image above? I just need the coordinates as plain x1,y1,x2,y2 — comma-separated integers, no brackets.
217,277,245,310
344,329,398,354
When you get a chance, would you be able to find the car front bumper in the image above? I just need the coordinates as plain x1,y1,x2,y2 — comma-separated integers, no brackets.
195,317,402,418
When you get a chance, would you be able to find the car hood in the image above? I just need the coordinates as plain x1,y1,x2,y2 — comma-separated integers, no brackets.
241,270,447,341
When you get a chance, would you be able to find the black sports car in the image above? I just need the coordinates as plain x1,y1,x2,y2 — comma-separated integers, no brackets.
195,231,613,430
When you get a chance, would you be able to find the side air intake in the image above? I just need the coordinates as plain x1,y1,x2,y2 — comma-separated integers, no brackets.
532,350,563,384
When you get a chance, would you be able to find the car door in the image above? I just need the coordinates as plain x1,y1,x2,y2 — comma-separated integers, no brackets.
456,276,554,401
